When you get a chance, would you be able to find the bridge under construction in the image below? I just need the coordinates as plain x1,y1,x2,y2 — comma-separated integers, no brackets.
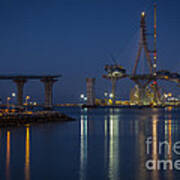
102,4,180,106
0,74,61,107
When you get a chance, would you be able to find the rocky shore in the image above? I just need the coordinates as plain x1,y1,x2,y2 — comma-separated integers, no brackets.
0,111,75,127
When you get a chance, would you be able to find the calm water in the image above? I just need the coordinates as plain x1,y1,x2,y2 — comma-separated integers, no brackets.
0,107,180,180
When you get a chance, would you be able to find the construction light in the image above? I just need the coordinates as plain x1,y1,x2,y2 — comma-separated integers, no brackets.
80,94,85,99
141,12,145,16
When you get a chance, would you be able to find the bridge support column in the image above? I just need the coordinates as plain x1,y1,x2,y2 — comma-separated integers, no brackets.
111,79,117,105
86,78,96,106
41,79,57,108
14,79,27,106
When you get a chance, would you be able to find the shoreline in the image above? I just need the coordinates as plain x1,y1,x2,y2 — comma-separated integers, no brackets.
0,111,75,127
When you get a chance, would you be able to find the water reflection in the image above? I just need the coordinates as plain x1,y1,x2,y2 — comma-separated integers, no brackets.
104,109,120,180
79,110,88,180
104,114,108,170
4,127,31,180
152,114,159,180
137,115,147,180
0,108,180,180
165,113,173,180
109,109,120,180
25,127,30,180
6,131,11,180
150,110,174,180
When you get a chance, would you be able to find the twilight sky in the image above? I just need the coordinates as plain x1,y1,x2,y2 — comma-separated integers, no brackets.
0,0,179,103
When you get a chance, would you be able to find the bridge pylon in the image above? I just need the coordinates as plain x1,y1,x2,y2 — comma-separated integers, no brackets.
130,11,161,105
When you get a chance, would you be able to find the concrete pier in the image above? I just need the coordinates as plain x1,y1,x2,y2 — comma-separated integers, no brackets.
111,78,117,105
41,78,57,108
86,78,96,106
14,79,27,106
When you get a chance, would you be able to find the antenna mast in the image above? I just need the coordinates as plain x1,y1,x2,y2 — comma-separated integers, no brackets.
153,2,157,74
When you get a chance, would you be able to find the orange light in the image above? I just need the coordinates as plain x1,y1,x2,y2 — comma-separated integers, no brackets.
25,127,30,180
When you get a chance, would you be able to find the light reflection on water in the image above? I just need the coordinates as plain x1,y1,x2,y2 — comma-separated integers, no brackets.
6,131,10,180
0,107,180,180
108,109,119,180
80,112,88,180
152,113,159,180
25,127,30,180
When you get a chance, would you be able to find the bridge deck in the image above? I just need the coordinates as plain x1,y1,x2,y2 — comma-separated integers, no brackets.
0,74,61,80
